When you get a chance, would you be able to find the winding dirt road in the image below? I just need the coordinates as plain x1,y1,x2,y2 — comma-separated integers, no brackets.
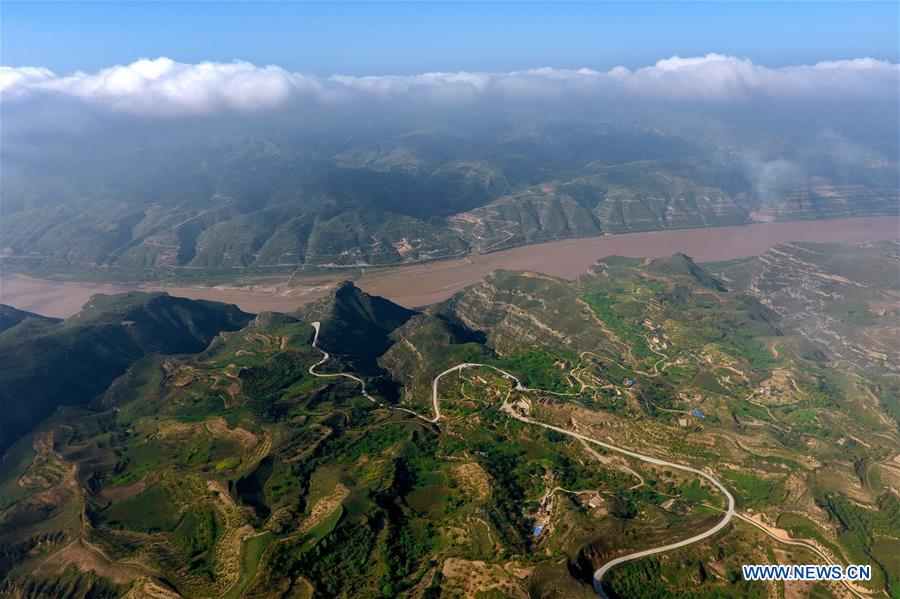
430,362,735,597
307,329,862,599
308,322,433,423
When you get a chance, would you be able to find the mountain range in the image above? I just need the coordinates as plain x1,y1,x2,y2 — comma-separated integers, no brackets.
3,120,897,278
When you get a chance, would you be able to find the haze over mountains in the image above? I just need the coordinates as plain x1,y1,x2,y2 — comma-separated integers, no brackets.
2,56,898,277
2,2,899,596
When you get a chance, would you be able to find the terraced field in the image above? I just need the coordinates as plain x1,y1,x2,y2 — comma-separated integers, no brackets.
1,242,897,598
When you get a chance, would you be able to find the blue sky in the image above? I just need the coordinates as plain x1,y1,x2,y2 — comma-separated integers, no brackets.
2,1,898,74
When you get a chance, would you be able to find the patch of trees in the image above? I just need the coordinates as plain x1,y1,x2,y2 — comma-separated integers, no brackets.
239,350,311,418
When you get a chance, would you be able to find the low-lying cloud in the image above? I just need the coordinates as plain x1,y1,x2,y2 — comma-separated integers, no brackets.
2,54,898,118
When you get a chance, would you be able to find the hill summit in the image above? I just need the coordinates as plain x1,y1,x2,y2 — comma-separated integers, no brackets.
0,292,252,454
647,253,728,291
295,281,418,372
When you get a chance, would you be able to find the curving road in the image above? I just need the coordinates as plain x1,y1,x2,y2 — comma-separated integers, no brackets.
429,363,517,422
311,331,865,599
735,514,867,599
309,321,378,402
311,331,736,598
429,362,735,598
308,322,432,423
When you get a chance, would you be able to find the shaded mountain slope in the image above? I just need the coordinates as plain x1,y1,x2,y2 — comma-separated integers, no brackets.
294,281,417,373
379,311,492,408
0,304,61,333
647,253,728,292
0,293,252,454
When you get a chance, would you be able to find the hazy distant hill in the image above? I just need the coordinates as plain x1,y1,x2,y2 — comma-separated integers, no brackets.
2,122,896,278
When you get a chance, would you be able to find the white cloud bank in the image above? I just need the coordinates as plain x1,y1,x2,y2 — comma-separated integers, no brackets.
2,54,897,117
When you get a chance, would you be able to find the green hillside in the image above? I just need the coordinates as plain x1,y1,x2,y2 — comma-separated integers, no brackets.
0,304,61,332
0,293,252,454
1,244,898,599
294,281,418,373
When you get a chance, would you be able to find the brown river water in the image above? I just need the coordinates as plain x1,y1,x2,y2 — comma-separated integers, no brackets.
2,216,898,318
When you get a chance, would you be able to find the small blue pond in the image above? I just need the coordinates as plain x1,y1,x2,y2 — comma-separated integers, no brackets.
692,408,705,418
532,524,544,537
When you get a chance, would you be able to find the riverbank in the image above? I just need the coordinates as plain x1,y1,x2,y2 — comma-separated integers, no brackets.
2,216,897,318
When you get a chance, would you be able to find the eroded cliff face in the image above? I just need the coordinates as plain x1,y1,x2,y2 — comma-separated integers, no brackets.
715,240,900,374
449,176,898,253
750,184,900,223
438,270,618,355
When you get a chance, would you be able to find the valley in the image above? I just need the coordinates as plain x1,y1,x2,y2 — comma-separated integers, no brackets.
3,120,898,280
2,241,897,598
2,6,898,599
3,215,897,318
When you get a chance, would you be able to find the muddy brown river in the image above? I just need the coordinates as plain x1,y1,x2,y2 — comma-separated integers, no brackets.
2,216,898,318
